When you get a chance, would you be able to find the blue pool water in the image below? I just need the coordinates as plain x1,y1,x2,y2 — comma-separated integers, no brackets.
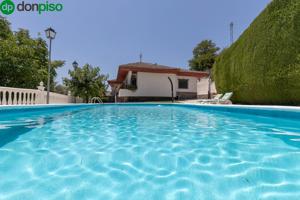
1,104,300,200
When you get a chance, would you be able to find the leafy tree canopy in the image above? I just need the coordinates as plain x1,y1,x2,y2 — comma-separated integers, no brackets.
189,40,220,71
64,64,108,103
0,16,12,39
0,16,64,90
54,84,68,95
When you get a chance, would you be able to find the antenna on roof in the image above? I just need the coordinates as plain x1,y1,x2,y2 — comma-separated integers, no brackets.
230,22,234,45
139,53,143,63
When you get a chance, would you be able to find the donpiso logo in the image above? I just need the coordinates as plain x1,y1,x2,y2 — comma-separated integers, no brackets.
0,0,63,15
0,0,15,15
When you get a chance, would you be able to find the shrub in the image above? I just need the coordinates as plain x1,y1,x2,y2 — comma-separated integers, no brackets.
214,0,300,105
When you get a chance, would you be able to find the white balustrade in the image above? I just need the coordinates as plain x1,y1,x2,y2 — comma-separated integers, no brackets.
0,82,82,105
0,87,40,105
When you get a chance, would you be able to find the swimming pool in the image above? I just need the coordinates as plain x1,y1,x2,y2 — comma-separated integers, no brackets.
1,104,300,200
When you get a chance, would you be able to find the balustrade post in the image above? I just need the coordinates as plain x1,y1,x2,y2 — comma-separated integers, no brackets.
7,91,12,105
2,91,7,105
37,81,46,104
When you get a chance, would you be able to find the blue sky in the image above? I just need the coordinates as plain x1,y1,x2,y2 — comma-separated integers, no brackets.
6,0,271,83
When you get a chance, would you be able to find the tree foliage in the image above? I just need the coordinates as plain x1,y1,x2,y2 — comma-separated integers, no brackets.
54,84,68,95
189,40,220,71
0,16,64,90
64,64,108,103
0,16,12,39
214,0,300,105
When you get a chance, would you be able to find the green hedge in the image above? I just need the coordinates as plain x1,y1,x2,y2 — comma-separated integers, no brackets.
214,0,300,105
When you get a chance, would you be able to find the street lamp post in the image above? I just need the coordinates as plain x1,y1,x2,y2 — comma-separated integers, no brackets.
45,27,56,104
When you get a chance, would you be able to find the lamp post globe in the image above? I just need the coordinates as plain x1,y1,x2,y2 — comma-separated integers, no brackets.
72,61,79,68
45,27,56,104
45,27,56,40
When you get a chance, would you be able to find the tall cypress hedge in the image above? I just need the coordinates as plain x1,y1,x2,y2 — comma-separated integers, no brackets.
214,0,300,105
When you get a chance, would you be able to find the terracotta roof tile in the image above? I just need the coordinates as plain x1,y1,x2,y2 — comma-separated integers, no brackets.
108,62,208,84
120,62,178,70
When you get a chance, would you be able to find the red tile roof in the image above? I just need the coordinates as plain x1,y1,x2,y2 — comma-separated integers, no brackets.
108,62,208,84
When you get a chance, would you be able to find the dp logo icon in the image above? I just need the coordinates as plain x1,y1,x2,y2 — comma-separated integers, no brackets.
0,0,15,15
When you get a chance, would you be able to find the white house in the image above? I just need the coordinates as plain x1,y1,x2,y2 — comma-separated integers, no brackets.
108,62,216,102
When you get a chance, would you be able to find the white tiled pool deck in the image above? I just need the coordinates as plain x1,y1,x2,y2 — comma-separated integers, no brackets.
178,99,300,112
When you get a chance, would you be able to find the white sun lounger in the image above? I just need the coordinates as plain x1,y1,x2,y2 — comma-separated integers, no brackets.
198,94,223,103
199,92,233,104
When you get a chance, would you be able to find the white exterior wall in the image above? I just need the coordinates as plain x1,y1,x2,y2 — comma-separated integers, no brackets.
119,72,199,97
43,92,74,104
197,78,217,96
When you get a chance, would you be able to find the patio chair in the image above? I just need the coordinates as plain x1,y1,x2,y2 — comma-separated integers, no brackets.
198,94,223,103
200,92,233,104
218,92,233,104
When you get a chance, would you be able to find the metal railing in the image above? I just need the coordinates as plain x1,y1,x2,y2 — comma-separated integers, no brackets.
90,97,103,104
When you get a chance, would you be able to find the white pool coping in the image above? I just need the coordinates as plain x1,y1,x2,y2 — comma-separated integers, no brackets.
1,102,300,112
179,103,300,112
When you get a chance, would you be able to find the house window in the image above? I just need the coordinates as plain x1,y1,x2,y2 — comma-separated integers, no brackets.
122,72,138,90
178,79,189,89
131,72,137,87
